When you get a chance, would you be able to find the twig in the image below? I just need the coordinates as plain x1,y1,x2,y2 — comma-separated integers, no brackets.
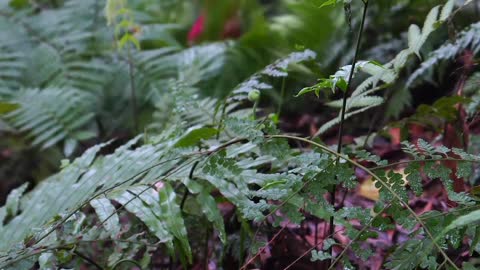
73,250,104,270
240,225,288,269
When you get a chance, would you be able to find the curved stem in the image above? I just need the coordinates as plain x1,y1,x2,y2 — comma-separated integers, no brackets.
370,158,476,171
111,258,143,270
252,99,259,120
73,250,104,270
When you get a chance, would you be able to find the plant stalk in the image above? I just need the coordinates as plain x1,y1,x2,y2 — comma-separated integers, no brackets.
73,250,104,270
329,0,369,266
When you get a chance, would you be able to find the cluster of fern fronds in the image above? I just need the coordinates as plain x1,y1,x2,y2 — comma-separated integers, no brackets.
1,0,480,269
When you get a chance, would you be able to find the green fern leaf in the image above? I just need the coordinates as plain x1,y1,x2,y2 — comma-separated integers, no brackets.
112,186,174,246
5,88,97,149
90,197,121,239
196,190,227,244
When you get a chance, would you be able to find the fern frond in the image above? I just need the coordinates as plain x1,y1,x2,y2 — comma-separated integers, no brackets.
110,184,192,262
233,49,316,100
0,0,108,93
313,2,456,135
4,88,97,149
0,50,25,90
407,22,480,88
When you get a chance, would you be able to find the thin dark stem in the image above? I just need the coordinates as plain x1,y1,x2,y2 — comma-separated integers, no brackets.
329,0,369,266
127,48,139,133
73,250,104,270
241,225,288,269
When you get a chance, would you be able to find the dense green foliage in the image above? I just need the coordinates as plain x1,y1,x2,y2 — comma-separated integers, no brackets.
0,0,479,269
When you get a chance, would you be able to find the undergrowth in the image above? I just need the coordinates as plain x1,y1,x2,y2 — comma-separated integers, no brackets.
0,0,480,269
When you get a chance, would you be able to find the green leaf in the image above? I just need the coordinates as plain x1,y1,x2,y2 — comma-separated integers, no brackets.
4,183,28,218
405,163,423,196
471,226,480,255
311,250,332,261
0,102,19,115
260,179,288,190
90,197,121,238
197,191,227,244
38,252,55,270
319,0,337,8
437,209,480,240
408,5,441,58
157,182,192,263
174,126,218,148
9,0,29,9
440,0,455,21
112,186,173,245
224,117,263,142
408,24,422,57
463,262,478,270
457,161,472,179
296,85,318,97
